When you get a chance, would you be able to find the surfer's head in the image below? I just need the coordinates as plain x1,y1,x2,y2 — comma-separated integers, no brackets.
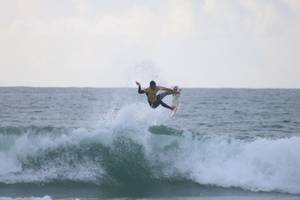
150,80,156,89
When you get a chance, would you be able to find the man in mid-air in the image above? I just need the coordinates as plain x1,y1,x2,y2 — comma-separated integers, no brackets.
135,80,176,110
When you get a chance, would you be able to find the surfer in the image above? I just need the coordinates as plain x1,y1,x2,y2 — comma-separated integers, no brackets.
135,80,176,110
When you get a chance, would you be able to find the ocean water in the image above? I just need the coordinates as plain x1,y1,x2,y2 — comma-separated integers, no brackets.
0,87,300,200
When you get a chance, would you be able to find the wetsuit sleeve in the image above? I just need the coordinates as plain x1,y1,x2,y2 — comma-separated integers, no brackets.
138,85,145,94
158,86,174,93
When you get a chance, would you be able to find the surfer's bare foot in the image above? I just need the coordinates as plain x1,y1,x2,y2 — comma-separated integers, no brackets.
171,106,176,111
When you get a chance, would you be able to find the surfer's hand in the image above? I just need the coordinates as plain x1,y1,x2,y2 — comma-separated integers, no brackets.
135,81,141,86
173,86,180,95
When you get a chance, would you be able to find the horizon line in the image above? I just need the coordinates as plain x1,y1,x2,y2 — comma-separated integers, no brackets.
0,86,300,90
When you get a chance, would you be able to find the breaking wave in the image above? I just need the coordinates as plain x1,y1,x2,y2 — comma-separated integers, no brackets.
0,104,300,194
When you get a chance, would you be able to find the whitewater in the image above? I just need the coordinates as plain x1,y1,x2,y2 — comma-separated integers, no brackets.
0,87,299,199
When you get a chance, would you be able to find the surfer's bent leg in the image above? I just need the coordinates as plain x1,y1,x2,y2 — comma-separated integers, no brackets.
159,100,173,110
150,101,160,109
157,91,173,100
156,92,174,110
150,99,172,110
150,92,174,110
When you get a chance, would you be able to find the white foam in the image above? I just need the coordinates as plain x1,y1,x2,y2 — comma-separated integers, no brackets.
0,126,107,183
170,136,300,194
0,103,158,183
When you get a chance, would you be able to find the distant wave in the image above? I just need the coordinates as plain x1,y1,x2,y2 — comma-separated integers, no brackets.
0,104,300,195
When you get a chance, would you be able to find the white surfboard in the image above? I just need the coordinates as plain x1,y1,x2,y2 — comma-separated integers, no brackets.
170,86,181,117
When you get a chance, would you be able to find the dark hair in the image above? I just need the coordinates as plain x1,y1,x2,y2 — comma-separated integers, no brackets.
150,80,156,87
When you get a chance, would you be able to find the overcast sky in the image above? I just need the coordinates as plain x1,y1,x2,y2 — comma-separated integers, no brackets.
0,0,299,88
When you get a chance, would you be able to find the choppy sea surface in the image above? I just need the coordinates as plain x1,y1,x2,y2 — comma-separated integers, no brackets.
0,87,300,200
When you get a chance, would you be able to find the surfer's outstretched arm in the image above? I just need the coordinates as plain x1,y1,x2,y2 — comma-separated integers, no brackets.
156,86,175,100
158,86,175,94
136,81,145,94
